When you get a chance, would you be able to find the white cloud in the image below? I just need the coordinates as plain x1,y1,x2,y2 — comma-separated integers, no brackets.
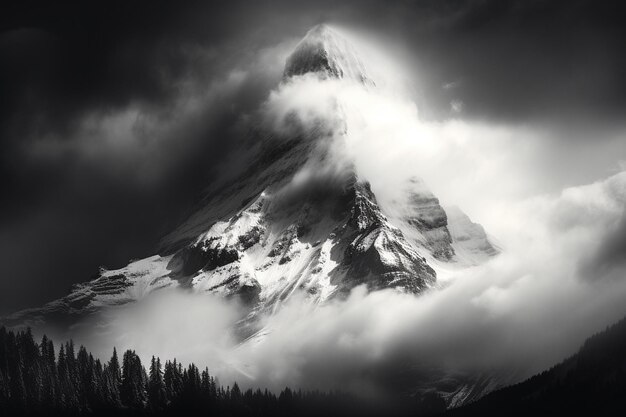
55,32,626,396
230,171,626,391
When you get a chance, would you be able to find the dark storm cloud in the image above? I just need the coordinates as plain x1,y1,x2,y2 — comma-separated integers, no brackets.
4,1,625,141
1,0,625,313
0,0,282,313
352,0,626,126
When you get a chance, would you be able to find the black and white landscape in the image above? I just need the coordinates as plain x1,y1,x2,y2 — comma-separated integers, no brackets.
1,1,626,416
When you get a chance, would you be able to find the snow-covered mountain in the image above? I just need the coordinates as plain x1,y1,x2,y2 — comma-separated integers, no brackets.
284,24,373,85
3,24,500,407
5,22,497,337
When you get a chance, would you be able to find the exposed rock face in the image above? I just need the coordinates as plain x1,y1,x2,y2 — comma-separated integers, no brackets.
339,181,435,294
446,205,499,264
4,256,176,328
174,170,437,319
402,177,455,261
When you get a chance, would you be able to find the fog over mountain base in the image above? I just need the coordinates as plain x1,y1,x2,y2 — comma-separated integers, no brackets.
8,25,626,402
69,170,626,396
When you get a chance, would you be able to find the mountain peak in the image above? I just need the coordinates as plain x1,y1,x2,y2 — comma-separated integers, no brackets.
306,23,333,38
284,24,373,85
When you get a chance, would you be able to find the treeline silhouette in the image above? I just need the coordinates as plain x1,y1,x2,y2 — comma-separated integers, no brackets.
447,316,626,416
0,327,444,416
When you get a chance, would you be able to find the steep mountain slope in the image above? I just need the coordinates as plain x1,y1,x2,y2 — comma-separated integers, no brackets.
446,206,499,265
284,24,373,85
446,316,626,416
1,25,505,410
4,25,497,358
387,177,456,262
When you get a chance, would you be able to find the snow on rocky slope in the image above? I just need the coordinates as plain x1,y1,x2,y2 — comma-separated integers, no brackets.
3,24,500,406
446,205,500,265
4,255,177,328
5,24,497,330
284,24,374,85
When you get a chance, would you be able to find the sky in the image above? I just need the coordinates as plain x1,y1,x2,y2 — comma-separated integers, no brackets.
1,0,625,317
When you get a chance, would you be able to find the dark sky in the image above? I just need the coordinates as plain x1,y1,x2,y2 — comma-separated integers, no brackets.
1,0,625,314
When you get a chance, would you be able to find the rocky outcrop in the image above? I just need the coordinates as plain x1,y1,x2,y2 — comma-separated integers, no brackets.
4,255,176,328
338,181,436,294
402,177,455,261
446,205,499,264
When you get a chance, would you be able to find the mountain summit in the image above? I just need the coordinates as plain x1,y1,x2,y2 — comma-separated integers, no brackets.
284,24,373,84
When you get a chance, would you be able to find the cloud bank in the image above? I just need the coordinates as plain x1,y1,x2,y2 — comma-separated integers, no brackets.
65,49,626,396
71,169,626,395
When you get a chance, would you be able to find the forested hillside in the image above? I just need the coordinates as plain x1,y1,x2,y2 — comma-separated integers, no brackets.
0,327,444,416
447,316,626,416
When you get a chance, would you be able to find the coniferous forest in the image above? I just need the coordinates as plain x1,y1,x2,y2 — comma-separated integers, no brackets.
4,318,626,417
0,327,445,417
445,316,626,416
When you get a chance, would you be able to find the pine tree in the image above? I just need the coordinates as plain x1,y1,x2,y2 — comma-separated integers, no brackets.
101,363,122,409
121,350,147,409
148,355,166,410
163,360,174,401
0,366,7,412
7,338,26,411
231,382,242,401
200,367,211,398
40,335,57,410
14,328,42,408
164,359,184,402
76,346,90,410
103,347,122,408
109,347,121,387
58,342,79,411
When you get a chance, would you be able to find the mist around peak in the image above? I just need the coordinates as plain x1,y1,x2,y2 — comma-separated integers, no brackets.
29,26,626,402
2,8,626,410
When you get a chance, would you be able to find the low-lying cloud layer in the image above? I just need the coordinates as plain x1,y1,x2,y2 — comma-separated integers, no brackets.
72,169,626,394
65,45,626,396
